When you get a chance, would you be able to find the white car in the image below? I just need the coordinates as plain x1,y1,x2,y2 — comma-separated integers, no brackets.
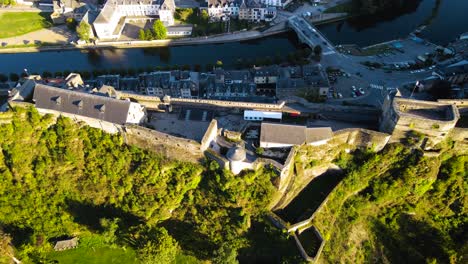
338,93,343,98
352,85,356,91
359,88,365,95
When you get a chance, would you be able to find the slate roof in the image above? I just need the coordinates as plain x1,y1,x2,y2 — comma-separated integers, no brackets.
260,122,332,146
54,237,78,251
226,145,246,161
33,84,131,124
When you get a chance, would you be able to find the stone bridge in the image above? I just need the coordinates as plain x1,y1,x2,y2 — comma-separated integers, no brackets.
288,16,337,56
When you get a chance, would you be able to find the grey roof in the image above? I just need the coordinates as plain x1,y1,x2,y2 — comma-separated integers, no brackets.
260,122,332,146
10,79,36,102
167,25,193,32
226,145,246,161
54,237,78,251
33,84,132,124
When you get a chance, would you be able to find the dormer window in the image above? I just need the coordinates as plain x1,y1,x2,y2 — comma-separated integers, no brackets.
74,100,83,109
98,104,106,113
52,96,62,105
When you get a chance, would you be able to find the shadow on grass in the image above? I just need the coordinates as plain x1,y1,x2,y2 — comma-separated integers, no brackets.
0,223,34,247
161,219,217,260
66,199,142,232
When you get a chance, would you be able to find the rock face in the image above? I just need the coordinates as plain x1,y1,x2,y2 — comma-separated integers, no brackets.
270,128,391,211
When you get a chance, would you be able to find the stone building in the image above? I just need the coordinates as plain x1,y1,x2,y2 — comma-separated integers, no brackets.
93,0,175,40
33,84,147,125
379,90,460,144
226,144,253,174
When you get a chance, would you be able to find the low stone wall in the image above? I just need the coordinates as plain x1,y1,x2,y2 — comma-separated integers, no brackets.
204,149,229,170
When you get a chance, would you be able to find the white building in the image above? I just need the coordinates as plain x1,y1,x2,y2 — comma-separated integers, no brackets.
93,0,175,40
203,0,276,22
244,110,282,121
226,145,253,174
33,84,146,125
260,122,332,148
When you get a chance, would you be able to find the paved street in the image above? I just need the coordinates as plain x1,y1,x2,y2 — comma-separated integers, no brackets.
288,16,336,55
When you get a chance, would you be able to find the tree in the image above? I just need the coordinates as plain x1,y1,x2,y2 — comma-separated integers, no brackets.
428,79,452,99
0,74,7,83
9,73,19,82
77,22,91,42
314,45,322,56
66,17,77,31
152,20,167,40
145,29,154,40
137,227,179,264
138,29,146,40
212,243,239,264
0,230,19,264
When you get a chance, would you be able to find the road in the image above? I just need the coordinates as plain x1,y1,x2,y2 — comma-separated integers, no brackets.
288,16,336,55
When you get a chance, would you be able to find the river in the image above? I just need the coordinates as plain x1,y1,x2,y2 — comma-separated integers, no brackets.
0,0,467,74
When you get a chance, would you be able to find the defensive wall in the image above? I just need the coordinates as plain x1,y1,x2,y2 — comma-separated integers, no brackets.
117,92,290,112
333,128,391,152
438,99,468,113
380,96,460,144
200,119,218,152
124,125,203,162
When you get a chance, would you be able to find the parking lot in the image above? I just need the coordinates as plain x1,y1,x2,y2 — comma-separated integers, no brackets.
353,37,439,66
327,69,370,99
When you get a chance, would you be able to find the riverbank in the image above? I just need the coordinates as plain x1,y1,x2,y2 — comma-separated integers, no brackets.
0,28,292,54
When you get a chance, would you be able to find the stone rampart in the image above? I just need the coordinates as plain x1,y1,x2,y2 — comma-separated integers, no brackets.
200,119,218,151
380,96,460,144
125,124,201,153
438,99,468,113
333,128,391,152
451,127,468,142
169,97,286,111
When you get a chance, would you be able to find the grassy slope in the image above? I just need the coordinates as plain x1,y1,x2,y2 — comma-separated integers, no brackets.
47,247,138,264
313,144,467,263
0,12,52,39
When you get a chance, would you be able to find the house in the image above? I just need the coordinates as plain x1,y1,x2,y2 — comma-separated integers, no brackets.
93,0,176,40
276,64,330,98
202,0,276,22
33,84,146,125
260,122,332,148
239,0,276,22
203,0,240,21
54,237,78,251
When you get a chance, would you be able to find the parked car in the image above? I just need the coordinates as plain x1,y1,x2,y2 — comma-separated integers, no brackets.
338,93,343,98
359,88,365,95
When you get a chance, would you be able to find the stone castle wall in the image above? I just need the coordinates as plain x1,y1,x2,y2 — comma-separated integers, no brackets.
200,119,218,152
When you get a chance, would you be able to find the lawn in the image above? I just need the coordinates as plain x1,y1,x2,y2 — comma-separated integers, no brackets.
0,12,52,39
47,246,138,264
